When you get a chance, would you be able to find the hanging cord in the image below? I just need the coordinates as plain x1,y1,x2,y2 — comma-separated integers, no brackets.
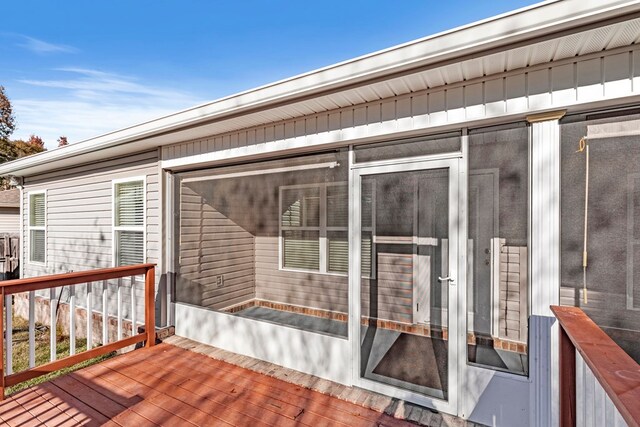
577,137,589,304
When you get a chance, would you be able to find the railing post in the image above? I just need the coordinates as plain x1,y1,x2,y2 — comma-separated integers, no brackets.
559,323,576,427
145,266,155,347
1,288,5,400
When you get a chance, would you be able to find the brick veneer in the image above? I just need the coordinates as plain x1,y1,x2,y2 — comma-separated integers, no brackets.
223,298,527,353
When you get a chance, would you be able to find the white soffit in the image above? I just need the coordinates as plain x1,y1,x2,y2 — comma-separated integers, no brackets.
2,0,640,177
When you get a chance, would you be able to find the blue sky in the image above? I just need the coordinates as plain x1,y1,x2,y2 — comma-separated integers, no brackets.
1,1,539,148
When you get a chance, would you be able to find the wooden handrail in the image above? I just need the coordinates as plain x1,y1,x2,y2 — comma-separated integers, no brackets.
0,263,156,294
552,305,640,427
0,264,156,400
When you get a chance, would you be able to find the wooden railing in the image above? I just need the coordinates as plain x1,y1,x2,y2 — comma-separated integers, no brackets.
0,264,156,399
552,305,640,427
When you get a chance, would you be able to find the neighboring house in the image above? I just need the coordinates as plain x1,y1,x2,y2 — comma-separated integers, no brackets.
1,1,640,425
0,188,20,234
0,188,20,279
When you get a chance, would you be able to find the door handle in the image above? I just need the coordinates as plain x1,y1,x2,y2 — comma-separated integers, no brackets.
438,276,456,285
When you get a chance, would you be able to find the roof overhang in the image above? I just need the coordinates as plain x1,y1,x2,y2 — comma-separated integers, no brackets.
2,0,640,177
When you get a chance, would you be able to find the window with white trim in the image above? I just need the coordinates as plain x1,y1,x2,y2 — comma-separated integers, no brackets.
28,192,46,264
280,182,372,275
114,179,145,266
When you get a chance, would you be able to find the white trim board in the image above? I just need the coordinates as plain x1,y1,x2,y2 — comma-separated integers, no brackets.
174,302,351,385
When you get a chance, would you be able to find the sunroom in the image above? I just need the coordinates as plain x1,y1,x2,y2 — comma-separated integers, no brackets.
171,125,530,403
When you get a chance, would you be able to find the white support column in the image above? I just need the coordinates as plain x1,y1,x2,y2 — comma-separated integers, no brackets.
528,110,564,427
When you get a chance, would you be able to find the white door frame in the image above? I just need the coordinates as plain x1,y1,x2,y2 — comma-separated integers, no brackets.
348,154,461,415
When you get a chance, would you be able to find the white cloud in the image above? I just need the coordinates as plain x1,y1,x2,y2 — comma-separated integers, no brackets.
12,68,204,148
18,36,78,55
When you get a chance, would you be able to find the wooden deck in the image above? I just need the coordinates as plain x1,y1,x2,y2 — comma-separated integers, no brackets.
0,343,417,426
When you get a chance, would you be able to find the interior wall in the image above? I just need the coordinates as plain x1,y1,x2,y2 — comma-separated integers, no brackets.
178,184,256,310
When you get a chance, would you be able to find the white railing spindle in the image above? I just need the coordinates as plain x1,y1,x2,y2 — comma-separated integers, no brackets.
5,294,12,375
0,264,155,400
130,275,137,336
86,282,92,350
102,280,108,345
50,288,56,361
69,286,76,355
117,278,123,341
28,290,35,368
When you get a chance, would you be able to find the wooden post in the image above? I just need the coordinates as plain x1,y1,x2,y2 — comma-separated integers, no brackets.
559,324,576,427
1,288,5,400
145,266,156,347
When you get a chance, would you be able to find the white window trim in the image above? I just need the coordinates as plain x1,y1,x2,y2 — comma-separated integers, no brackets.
112,176,147,267
27,189,47,266
278,181,373,277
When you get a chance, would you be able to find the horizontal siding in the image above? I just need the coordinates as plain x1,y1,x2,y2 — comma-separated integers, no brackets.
20,150,160,321
0,208,19,234
498,245,528,343
255,236,422,323
255,236,348,313
162,46,640,169
177,184,255,310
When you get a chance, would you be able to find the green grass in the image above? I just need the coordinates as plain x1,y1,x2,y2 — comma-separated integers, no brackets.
6,315,115,396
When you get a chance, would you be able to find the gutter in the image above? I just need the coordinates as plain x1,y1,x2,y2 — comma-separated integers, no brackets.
1,0,639,176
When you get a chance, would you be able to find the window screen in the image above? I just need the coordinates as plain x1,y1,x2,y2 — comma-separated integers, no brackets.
561,111,640,363
175,151,350,338
467,123,529,376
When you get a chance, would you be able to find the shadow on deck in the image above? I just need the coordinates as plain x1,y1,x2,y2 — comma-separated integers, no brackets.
0,342,423,426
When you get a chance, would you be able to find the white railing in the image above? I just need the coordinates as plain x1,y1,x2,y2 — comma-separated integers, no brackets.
1,264,156,399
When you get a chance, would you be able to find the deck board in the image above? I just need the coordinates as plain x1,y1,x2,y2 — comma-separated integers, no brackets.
1,343,411,426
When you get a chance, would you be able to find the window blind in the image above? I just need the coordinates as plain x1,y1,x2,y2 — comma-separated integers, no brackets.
30,193,45,227
327,231,372,276
30,229,45,263
114,180,144,266
283,230,320,270
116,230,144,266
29,193,46,263
115,181,144,226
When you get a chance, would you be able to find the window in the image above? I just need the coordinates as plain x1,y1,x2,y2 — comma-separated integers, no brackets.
113,179,145,266
28,191,46,264
279,182,372,275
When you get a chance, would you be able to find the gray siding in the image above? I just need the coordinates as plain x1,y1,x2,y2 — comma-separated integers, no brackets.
254,236,348,313
0,207,19,234
21,150,160,321
361,252,414,324
178,184,255,310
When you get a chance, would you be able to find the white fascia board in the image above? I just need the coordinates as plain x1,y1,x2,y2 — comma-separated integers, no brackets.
1,0,639,178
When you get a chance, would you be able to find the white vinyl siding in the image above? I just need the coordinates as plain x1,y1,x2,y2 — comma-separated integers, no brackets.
113,179,145,266
21,151,159,324
28,191,46,264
